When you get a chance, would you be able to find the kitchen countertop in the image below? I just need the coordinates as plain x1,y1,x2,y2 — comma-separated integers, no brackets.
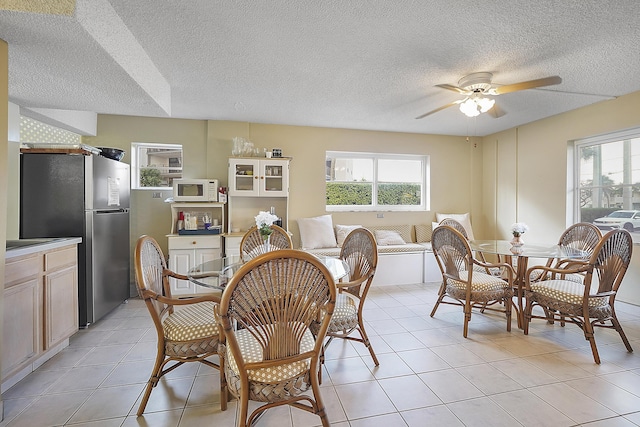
5,237,83,259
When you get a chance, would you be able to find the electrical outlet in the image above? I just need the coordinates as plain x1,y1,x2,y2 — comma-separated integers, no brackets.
377,213,384,218
152,192,162,199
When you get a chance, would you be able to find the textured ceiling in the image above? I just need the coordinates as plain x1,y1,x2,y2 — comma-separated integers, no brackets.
1,0,640,136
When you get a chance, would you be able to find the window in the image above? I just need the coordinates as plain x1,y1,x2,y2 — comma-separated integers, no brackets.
326,151,428,211
131,142,183,189
575,129,640,240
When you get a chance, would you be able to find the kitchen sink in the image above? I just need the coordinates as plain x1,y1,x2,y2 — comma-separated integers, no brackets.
6,238,58,250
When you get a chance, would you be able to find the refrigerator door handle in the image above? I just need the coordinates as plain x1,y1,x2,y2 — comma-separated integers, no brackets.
95,209,129,214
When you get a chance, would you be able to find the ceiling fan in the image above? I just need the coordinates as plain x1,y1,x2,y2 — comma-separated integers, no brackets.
415,72,562,119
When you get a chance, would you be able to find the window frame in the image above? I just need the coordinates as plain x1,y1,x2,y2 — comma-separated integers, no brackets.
131,142,183,190
573,127,640,222
325,151,429,212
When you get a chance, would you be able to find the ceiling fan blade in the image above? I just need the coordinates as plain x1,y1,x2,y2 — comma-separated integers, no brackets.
492,76,562,95
435,84,469,94
488,102,505,118
415,101,461,119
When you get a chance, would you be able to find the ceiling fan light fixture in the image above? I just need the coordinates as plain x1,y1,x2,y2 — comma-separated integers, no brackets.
459,95,495,117
417,72,561,120
459,98,480,117
478,96,495,113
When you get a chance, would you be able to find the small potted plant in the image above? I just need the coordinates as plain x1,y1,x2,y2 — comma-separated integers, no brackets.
255,211,279,250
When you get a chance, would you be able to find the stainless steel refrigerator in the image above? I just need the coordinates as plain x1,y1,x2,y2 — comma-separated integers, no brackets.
20,152,131,327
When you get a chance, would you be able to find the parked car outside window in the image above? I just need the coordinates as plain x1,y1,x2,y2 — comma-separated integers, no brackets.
593,210,640,231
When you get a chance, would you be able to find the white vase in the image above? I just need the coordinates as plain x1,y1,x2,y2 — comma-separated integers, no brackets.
263,235,271,253
510,235,524,247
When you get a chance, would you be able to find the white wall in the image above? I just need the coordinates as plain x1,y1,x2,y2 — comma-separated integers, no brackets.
483,91,640,305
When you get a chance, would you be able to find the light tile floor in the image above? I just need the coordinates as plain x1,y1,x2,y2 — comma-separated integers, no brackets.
2,282,640,426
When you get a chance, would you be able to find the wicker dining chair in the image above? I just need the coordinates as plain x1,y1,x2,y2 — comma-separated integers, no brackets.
431,225,515,338
316,227,379,370
437,218,469,238
524,228,633,364
438,218,499,276
217,250,336,427
239,224,293,261
134,235,225,416
529,222,602,283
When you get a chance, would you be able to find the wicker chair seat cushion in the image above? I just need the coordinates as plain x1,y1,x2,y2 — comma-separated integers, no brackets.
530,280,609,308
226,326,314,383
529,271,585,284
447,270,510,292
445,271,511,303
327,293,358,332
162,301,219,341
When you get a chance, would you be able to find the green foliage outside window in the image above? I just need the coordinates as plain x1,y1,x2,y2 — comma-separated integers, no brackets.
326,182,372,205
140,168,162,187
327,182,421,206
378,183,421,205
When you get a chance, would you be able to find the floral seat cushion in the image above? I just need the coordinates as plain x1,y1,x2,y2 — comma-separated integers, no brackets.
162,301,219,341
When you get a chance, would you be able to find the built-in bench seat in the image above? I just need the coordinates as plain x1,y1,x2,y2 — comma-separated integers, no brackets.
302,223,438,286
307,242,427,257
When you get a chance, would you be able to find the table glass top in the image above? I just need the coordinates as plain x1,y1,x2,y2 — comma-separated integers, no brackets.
469,239,588,259
188,253,349,289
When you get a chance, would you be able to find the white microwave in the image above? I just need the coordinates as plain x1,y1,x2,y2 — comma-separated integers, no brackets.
173,179,219,202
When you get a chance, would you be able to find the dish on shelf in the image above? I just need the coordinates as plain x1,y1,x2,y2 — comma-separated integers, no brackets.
97,147,125,161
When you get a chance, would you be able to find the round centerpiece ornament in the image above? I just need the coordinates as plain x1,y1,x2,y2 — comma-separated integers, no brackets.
511,222,529,247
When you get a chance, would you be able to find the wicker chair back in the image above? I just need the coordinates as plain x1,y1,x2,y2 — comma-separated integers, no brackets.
431,225,514,338
558,222,602,260
438,218,469,239
134,235,224,416
239,224,293,261
218,249,336,426
524,229,633,364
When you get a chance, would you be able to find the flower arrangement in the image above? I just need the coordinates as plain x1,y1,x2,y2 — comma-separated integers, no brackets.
511,222,529,237
255,211,279,240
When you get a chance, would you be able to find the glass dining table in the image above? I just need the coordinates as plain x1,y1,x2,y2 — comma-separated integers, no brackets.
468,240,589,328
188,252,350,291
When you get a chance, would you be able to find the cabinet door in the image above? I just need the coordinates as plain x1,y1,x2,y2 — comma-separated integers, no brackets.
260,160,289,197
229,159,260,196
168,235,222,295
44,266,78,350
2,279,40,380
224,235,242,257
168,250,198,296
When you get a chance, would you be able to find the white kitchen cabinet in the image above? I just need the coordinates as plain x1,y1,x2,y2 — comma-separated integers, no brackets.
228,158,289,197
225,158,291,245
224,234,242,257
167,235,222,296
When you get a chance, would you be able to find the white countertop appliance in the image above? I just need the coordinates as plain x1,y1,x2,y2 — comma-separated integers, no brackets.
173,178,219,202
